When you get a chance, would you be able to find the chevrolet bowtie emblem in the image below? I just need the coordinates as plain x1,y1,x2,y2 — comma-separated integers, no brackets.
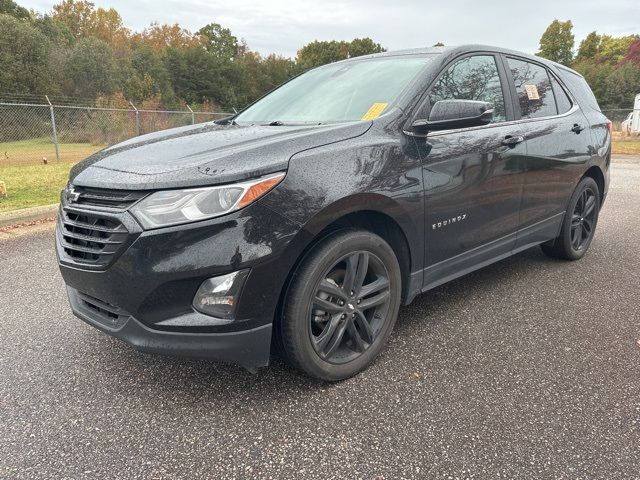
65,186,81,203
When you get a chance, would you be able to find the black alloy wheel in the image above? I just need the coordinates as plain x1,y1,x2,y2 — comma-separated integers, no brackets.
309,251,391,364
570,186,597,251
541,176,600,261
281,229,401,381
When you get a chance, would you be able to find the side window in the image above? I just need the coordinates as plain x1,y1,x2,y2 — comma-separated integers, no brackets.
507,58,557,118
550,75,572,114
428,55,506,123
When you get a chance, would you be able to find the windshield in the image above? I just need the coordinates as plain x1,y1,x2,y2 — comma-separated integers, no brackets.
234,56,434,125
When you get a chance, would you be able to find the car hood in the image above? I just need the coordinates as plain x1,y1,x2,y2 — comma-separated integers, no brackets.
70,121,372,190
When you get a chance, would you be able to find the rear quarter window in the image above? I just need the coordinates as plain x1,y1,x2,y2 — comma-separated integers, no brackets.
557,69,601,112
550,76,572,114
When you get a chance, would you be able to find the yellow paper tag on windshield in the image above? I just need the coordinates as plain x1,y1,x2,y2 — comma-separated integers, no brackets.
361,102,388,120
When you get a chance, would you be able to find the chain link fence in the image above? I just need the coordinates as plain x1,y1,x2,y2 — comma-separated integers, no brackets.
0,101,231,167
0,99,231,212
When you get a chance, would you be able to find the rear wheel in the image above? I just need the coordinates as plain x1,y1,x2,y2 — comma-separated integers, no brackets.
281,230,401,381
541,177,600,260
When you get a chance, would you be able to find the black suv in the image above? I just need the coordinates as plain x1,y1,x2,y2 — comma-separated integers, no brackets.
56,45,610,381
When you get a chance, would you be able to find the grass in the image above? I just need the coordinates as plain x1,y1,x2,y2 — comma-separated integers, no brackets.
612,137,640,155
0,138,103,212
0,138,104,166
0,162,74,212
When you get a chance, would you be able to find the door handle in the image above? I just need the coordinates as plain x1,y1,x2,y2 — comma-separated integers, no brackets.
571,124,585,134
502,135,525,147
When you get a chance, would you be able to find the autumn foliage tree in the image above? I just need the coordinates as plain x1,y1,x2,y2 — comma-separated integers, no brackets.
536,19,575,66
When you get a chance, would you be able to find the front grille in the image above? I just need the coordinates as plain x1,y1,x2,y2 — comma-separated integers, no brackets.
71,186,146,210
58,209,129,267
77,291,130,329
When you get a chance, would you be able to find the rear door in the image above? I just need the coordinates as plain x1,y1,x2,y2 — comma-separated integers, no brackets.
412,53,527,289
503,56,593,250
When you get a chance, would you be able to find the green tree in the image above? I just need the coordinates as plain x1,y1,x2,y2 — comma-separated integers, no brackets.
575,31,600,61
0,14,53,94
296,40,349,71
602,62,640,108
165,46,242,108
348,37,385,57
0,0,29,19
198,23,239,60
64,37,117,97
124,45,174,103
32,14,75,47
572,33,639,106
537,19,574,65
599,35,638,65
296,37,385,71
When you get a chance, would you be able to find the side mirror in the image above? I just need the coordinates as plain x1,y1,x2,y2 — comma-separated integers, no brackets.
411,100,493,134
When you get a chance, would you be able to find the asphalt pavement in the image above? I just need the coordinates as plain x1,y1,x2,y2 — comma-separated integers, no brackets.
1,158,639,479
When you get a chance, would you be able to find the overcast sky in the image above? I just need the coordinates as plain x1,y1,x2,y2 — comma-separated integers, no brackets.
19,0,640,58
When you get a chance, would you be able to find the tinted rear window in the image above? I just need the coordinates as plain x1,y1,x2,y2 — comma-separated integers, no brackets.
558,69,601,112
507,58,557,119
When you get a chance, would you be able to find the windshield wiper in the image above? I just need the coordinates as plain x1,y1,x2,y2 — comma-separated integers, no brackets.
265,120,285,126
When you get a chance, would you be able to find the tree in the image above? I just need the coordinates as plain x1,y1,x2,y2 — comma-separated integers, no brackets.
124,45,174,103
0,14,54,95
296,40,349,71
52,0,130,52
602,62,640,108
198,23,239,60
87,6,129,50
599,35,638,65
575,31,600,61
348,37,385,57
0,0,29,19
64,37,117,97
165,46,242,108
52,0,94,39
32,14,75,47
137,23,203,52
296,37,385,71
537,19,574,65
620,39,640,66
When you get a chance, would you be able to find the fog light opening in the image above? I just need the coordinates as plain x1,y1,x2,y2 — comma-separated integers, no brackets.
193,270,249,319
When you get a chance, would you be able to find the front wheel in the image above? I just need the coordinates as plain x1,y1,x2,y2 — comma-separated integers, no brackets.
280,230,402,381
541,176,600,260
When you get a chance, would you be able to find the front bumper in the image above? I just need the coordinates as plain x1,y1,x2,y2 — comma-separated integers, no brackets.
57,198,309,370
68,286,272,371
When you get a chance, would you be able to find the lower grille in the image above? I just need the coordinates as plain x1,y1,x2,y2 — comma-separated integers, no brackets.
58,209,129,267
77,291,130,329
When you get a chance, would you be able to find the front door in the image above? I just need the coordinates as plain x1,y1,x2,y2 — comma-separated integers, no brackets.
413,54,527,290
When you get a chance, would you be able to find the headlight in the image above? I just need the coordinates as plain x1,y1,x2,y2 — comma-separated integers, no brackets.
130,172,285,229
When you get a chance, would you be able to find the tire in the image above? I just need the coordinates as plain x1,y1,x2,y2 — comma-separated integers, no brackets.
541,176,600,261
280,229,402,381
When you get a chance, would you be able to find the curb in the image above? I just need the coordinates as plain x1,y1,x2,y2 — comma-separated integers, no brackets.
0,204,59,228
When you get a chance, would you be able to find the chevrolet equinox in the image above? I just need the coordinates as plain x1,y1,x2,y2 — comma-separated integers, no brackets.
57,45,611,381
